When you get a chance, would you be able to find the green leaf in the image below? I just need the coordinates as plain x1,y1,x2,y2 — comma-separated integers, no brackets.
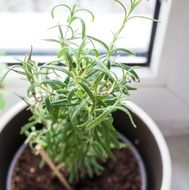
41,65,74,78
0,96,5,109
65,52,76,70
85,159,93,177
48,24,74,39
93,61,121,92
51,99,79,107
93,141,107,157
21,120,38,134
68,88,77,101
71,98,87,120
89,49,99,57
51,4,71,19
58,47,68,58
113,48,135,55
114,0,127,18
128,15,160,23
93,73,104,91
45,97,52,115
58,24,64,39
43,38,60,43
121,65,140,82
77,17,86,39
76,8,95,22
52,107,59,124
77,38,87,62
125,85,137,90
90,158,104,173
78,80,96,105
87,35,109,52
85,108,111,130
115,105,136,128
41,79,66,88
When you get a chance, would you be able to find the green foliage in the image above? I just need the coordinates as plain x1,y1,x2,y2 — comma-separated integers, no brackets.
0,63,6,109
9,0,146,182
0,90,5,109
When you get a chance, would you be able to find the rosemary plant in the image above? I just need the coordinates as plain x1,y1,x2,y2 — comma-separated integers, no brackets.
8,0,152,183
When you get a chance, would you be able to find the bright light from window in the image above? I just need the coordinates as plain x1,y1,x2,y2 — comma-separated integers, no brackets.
0,0,157,64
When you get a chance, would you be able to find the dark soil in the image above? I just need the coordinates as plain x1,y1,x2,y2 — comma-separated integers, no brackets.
12,146,142,190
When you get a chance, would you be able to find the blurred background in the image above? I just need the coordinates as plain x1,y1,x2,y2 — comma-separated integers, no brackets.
0,0,189,189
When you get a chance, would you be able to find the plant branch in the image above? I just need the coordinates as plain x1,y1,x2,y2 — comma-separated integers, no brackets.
35,145,72,190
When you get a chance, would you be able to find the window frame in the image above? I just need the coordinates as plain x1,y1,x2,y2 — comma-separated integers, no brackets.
144,0,161,67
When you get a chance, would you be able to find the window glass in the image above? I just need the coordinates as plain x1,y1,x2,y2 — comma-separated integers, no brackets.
0,0,158,65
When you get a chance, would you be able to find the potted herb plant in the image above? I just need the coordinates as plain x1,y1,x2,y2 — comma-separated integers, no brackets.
0,0,171,190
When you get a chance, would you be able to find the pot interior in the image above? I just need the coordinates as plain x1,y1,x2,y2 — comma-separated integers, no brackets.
113,110,163,190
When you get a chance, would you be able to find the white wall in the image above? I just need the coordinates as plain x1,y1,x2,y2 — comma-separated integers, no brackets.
133,0,189,136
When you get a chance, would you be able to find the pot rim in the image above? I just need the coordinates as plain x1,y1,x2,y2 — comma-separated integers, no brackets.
0,100,172,190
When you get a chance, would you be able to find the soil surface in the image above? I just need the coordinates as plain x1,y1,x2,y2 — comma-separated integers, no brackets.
12,146,142,190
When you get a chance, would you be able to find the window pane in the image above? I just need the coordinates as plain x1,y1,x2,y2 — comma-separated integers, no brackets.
0,0,157,65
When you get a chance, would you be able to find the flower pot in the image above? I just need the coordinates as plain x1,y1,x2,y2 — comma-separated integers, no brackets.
0,101,171,190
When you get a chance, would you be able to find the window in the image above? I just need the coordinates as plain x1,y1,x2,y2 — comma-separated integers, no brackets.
0,0,160,66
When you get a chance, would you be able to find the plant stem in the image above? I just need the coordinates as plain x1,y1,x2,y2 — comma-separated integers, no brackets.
35,145,73,190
